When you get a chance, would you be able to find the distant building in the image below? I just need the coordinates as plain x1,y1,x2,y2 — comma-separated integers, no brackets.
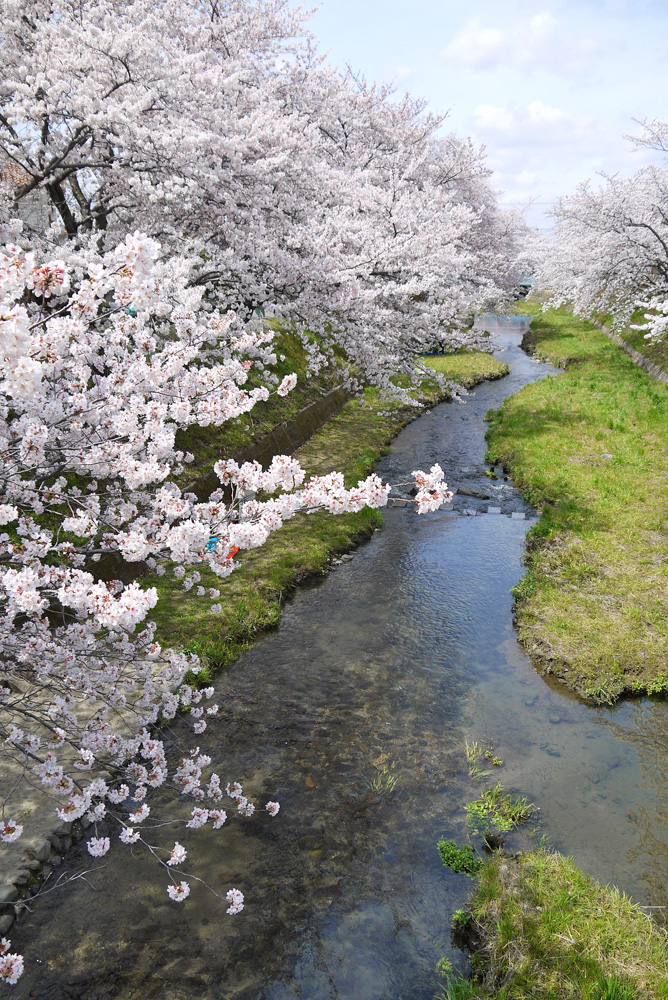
1,156,53,234
515,275,535,298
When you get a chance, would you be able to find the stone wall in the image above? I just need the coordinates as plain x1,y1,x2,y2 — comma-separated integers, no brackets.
193,383,350,498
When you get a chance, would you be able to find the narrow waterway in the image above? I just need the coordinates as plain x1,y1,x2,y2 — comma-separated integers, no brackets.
13,318,668,1000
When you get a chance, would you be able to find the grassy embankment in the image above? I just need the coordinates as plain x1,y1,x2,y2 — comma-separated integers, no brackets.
445,850,668,1000
486,303,668,702
149,339,508,674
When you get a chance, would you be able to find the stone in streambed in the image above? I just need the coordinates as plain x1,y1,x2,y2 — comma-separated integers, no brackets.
35,840,52,862
456,487,491,499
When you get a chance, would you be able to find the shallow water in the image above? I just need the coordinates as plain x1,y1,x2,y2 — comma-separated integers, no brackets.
13,319,668,999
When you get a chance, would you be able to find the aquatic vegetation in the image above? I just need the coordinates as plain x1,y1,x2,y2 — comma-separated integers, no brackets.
436,956,454,978
451,908,474,933
367,763,399,795
465,740,504,779
437,840,484,877
465,783,534,835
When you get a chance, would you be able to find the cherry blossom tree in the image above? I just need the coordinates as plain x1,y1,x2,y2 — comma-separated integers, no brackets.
0,230,454,984
528,124,668,340
0,0,517,389
0,1,521,983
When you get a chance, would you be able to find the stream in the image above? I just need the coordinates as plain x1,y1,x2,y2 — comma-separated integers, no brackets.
13,316,668,1000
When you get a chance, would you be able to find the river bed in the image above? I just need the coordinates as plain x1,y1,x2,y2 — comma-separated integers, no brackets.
12,318,668,999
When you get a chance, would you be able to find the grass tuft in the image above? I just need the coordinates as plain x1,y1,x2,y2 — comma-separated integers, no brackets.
459,849,668,999
465,782,534,835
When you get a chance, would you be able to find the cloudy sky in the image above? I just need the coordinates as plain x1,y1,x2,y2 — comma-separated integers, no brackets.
290,0,668,227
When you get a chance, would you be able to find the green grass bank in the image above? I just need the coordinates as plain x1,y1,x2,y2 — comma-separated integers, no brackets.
150,349,508,673
445,849,668,1000
486,304,668,702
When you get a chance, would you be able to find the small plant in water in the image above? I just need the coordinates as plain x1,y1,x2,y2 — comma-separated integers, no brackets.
367,763,399,795
438,840,484,876
451,908,472,932
465,739,503,778
464,740,491,779
465,782,534,835
436,956,454,979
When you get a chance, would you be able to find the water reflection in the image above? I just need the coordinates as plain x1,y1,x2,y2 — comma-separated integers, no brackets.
12,319,668,999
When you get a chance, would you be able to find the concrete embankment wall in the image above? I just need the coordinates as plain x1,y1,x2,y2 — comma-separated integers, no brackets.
193,383,350,498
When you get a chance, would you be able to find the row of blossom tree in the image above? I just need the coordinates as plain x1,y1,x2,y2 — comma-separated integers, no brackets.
0,0,522,985
528,121,668,341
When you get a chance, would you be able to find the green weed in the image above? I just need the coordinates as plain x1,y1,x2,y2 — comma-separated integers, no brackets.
465,782,534,835
451,908,473,932
367,763,399,795
464,740,502,779
436,956,454,978
438,840,484,877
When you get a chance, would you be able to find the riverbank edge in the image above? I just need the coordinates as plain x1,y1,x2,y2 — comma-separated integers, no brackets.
0,351,510,928
446,849,668,999
486,307,668,703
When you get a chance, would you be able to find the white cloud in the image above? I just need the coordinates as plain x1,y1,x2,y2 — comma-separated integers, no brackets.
441,10,599,76
527,101,565,125
467,101,604,223
473,104,515,131
441,18,505,67
473,101,568,135
392,64,414,82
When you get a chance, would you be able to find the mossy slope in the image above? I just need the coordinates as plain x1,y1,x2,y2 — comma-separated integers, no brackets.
176,330,342,487
486,305,668,701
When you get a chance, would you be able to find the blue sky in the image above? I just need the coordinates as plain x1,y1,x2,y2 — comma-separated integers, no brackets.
290,0,668,227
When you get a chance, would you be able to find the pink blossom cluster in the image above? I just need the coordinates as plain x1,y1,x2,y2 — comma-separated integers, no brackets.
226,888,245,915
412,465,454,513
0,940,23,986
